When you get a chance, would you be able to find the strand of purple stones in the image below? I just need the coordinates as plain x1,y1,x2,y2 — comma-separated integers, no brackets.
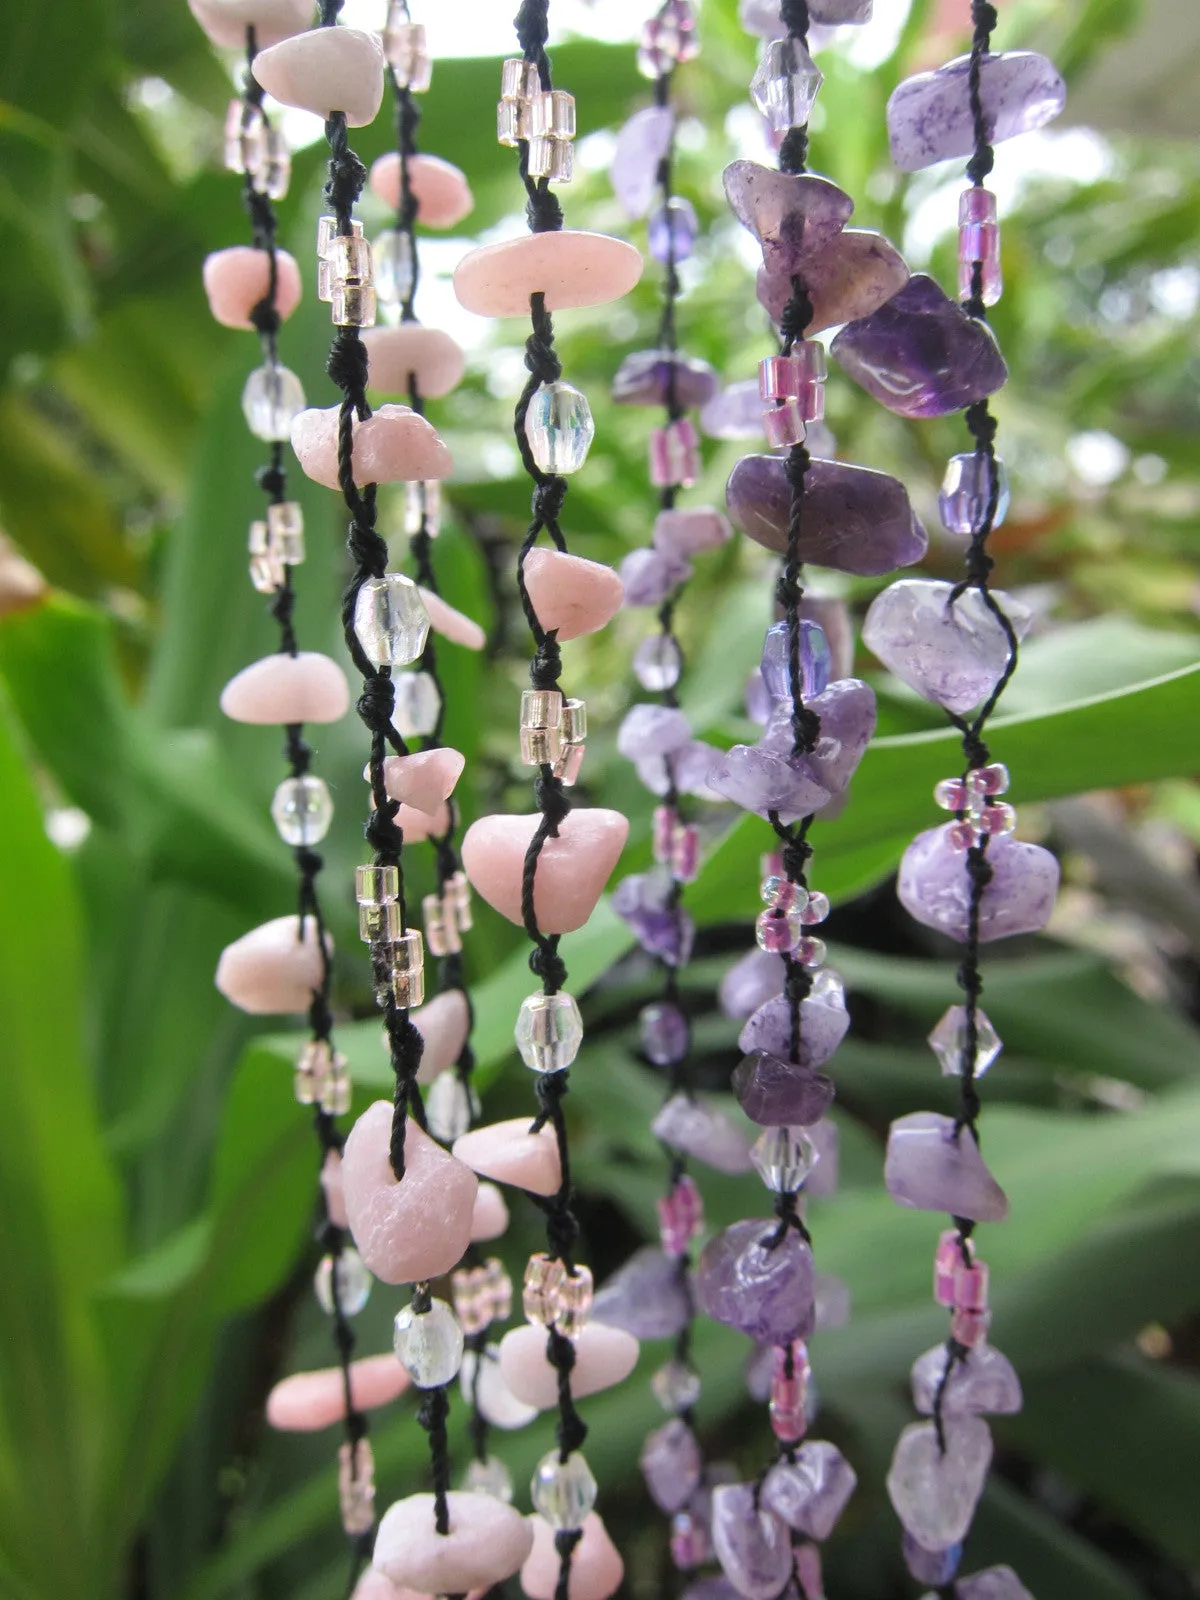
830,6,1067,1594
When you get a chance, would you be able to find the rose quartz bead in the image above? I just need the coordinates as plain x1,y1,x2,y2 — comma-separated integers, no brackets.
351,1572,405,1600
522,550,624,641
376,1493,534,1593
521,1513,624,1600
342,1101,477,1283
266,1352,410,1432
291,404,452,491
382,748,465,815
362,325,466,399
453,230,643,318
215,914,332,1014
412,989,471,1085
391,802,451,843
461,810,629,935
498,1323,639,1410
418,587,486,650
252,27,385,127
471,1182,510,1242
452,1119,562,1197
203,247,302,330
187,0,313,49
321,1149,349,1227
220,651,350,725
369,152,475,229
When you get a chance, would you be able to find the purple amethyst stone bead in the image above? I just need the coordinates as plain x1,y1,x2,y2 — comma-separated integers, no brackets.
700,379,765,441
733,1052,836,1127
707,743,830,821
831,275,1008,418
884,1111,1009,1222
760,678,877,800
911,1342,1022,1417
640,1001,690,1066
954,1567,1035,1600
903,1535,963,1587
649,197,698,264
887,1417,993,1551
641,1419,703,1513
612,105,675,217
757,227,910,335
722,160,854,278
653,1093,754,1175
617,704,692,760
711,1483,793,1600
697,1218,815,1343
761,1441,857,1541
613,872,696,966
741,0,874,31
898,827,1060,944
613,347,719,408
887,51,1066,173
621,546,693,607
720,947,786,1020
592,1244,692,1340
738,991,849,1071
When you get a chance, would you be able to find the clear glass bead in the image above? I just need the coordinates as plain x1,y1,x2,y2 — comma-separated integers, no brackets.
515,991,583,1073
556,1265,594,1337
357,863,399,904
242,364,305,442
634,632,683,691
652,1358,702,1414
267,499,304,563
262,128,291,201
425,1069,477,1141
392,670,440,737
314,1246,371,1315
294,1039,334,1106
332,282,377,329
463,1455,514,1501
531,1449,597,1531
809,967,845,1007
271,774,334,846
750,37,823,131
224,98,265,176
751,1126,818,1193
525,382,595,475
353,574,430,668
393,1297,465,1386
249,550,284,594
939,452,1010,538
928,1004,1002,1078
383,15,432,90
374,228,416,310
523,1251,566,1327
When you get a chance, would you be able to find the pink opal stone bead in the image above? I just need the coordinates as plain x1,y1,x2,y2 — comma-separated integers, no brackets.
411,989,471,1085
187,0,313,49
203,247,302,330
291,404,452,491
452,1118,563,1197
471,1182,511,1242
461,809,630,935
374,1492,535,1593
220,651,350,725
251,27,386,127
382,748,465,815
266,1352,410,1431
215,914,332,1014
341,1101,477,1284
521,1513,624,1600
369,152,475,229
498,1322,639,1409
453,230,643,318
362,325,466,400
522,549,624,641
418,587,485,650
321,1149,349,1227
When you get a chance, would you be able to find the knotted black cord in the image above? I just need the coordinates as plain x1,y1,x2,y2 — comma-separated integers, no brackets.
239,24,368,1558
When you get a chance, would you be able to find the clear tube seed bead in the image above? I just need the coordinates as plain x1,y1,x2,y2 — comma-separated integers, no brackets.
391,929,425,1008
262,128,290,201
359,898,403,944
331,283,377,328
357,863,399,904
515,991,583,1073
556,1265,593,1337
393,1297,465,1386
383,14,432,91
315,1247,371,1315
374,229,416,310
523,1252,566,1326
531,1450,597,1531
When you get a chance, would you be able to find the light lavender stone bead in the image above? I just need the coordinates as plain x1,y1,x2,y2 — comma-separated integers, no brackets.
652,1094,755,1176
760,679,877,800
711,1484,793,1600
911,1342,1023,1417
697,1219,815,1344
898,827,1061,944
741,0,873,33
720,947,785,1020
611,106,675,217
617,704,692,761
641,1419,703,1514
701,379,765,441
887,1417,993,1550
738,992,850,1071
592,1245,692,1340
761,1441,857,1541
722,160,853,277
621,546,693,607
884,1111,1009,1222
953,1566,1035,1600
887,51,1066,174
707,743,831,821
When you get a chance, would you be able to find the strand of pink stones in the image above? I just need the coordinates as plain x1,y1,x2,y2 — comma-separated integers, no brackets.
196,7,388,1562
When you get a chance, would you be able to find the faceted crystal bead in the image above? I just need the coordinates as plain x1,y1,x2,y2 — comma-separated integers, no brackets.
634,632,683,691
531,1450,597,1530
314,1247,371,1316
653,1358,702,1414
392,671,440,737
515,991,583,1073
338,1438,375,1535
271,774,334,846
393,1297,465,1386
760,619,832,702
525,382,595,474
751,1126,818,1193
463,1454,514,1501
649,197,699,265
425,1069,476,1141
374,229,416,309
242,364,305,441
353,574,430,668
750,37,823,132
928,1005,1002,1078
939,451,1010,538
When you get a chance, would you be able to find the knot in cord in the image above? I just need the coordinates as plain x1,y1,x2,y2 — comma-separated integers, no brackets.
533,476,568,526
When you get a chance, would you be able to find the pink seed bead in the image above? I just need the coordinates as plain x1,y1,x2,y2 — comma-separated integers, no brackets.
756,906,801,954
959,187,998,225
758,343,826,400
797,379,825,423
954,1260,989,1311
762,400,806,449
760,851,784,878
653,805,677,864
796,935,826,968
934,1228,965,1307
649,418,700,488
770,1402,806,1442
670,1512,709,1570
762,875,800,911
773,1338,810,1381
977,761,1010,795
672,824,700,883
981,801,1017,836
771,1373,805,1413
951,1306,992,1348
675,1174,704,1234
799,891,830,926
947,820,978,852
934,777,968,812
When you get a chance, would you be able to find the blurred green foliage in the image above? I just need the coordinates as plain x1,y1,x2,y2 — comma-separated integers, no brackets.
1,1,1199,1598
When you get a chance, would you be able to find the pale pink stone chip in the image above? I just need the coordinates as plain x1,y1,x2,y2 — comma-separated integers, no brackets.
362,325,467,399
522,550,623,641
471,1182,510,1243
352,1572,406,1600
215,914,332,1015
291,404,452,490
393,802,451,843
342,1102,477,1284
412,989,471,1086
374,1492,535,1593
266,1352,411,1432
251,27,385,127
382,748,465,815
452,1119,562,1198
320,1149,349,1227
418,588,486,650
203,247,302,330
461,810,629,934
498,1323,639,1410
369,152,475,229
521,1513,624,1600
219,651,351,725
453,231,643,318
187,0,313,49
